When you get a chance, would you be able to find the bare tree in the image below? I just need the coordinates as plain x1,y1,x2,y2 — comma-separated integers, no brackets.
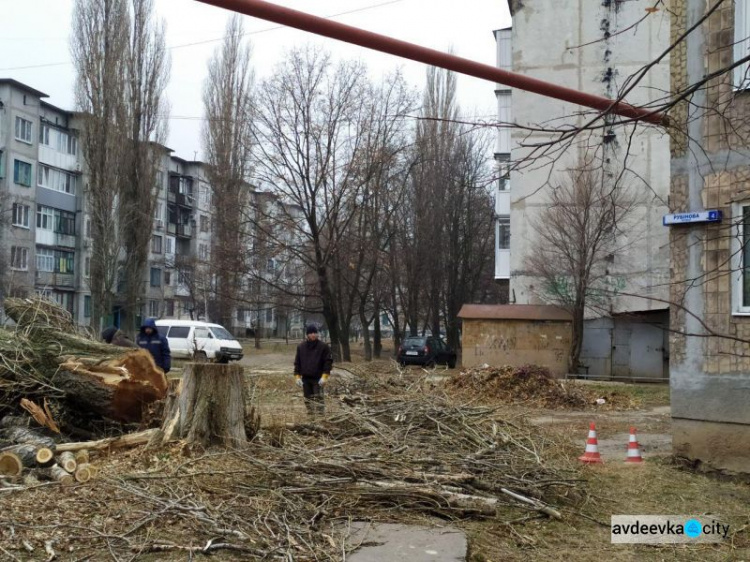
528,162,640,372
253,46,370,361
71,0,130,333
202,14,255,328
120,0,170,333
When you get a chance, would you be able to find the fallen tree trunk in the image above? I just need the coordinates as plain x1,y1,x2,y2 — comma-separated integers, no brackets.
1,298,167,428
54,350,168,423
39,464,74,486
2,426,57,449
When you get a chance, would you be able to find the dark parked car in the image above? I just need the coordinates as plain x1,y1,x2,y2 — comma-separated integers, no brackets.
397,336,457,368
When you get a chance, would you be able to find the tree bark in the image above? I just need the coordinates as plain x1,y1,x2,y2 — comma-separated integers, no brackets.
55,350,168,423
169,363,248,448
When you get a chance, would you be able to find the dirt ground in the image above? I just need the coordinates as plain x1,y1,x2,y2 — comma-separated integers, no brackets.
2,343,749,561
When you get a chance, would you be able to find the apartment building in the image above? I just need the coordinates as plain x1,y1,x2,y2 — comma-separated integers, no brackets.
668,0,750,472
495,1,671,379
0,78,305,338
0,80,82,319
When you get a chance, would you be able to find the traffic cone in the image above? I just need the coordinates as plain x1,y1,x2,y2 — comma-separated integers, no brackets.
578,422,603,464
624,427,644,464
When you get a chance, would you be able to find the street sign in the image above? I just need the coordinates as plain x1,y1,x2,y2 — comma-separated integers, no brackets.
663,210,723,226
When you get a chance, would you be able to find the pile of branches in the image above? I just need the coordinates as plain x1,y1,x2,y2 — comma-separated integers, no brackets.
446,365,638,409
0,394,584,560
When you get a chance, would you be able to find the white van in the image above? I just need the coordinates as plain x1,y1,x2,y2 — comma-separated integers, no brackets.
155,320,244,363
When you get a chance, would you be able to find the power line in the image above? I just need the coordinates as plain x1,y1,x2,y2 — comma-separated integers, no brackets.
0,0,407,72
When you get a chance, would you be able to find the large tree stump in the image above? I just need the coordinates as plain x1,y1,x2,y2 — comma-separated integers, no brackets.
155,364,248,448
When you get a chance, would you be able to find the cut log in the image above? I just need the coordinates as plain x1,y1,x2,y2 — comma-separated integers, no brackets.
0,452,22,477
36,447,54,466
2,426,56,449
168,363,248,448
55,429,158,452
58,451,77,473
0,444,48,469
39,464,74,486
74,463,93,483
54,349,168,423
74,449,89,465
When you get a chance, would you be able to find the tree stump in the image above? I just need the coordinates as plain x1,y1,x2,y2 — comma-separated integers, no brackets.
155,363,249,448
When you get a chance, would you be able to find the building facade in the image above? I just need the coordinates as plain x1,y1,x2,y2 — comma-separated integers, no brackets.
0,78,305,339
496,1,672,379
670,0,750,472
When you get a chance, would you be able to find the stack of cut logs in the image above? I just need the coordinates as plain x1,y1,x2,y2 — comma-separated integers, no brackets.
0,417,97,486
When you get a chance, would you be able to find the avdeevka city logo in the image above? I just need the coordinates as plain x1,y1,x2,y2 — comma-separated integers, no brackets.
684,519,702,538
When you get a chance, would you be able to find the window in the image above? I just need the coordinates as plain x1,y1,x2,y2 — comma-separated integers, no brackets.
37,206,54,230
152,235,163,254
36,249,54,272
266,308,274,323
36,249,74,273
85,218,91,238
199,243,208,261
165,300,174,316
150,267,162,287
84,256,91,278
267,258,277,272
40,124,51,146
498,217,510,250
10,246,28,270
736,0,750,89
200,215,208,232
0,150,5,179
84,295,91,318
195,327,211,339
15,117,32,143
168,326,190,338
154,202,163,220
38,165,75,195
12,204,30,228
149,300,159,317
164,271,171,286
14,160,32,187
67,135,77,156
166,236,175,255
55,210,75,235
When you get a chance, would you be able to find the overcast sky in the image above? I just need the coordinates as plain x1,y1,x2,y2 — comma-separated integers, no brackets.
0,0,510,160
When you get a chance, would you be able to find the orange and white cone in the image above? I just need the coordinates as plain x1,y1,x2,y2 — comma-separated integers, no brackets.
579,422,603,464
624,427,644,463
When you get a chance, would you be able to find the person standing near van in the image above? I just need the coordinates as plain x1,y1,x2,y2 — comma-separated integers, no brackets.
137,318,171,374
293,324,333,416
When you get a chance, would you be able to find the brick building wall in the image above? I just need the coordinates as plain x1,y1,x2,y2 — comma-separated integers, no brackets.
670,0,750,472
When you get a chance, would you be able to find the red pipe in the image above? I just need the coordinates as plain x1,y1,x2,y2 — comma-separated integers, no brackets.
194,0,666,126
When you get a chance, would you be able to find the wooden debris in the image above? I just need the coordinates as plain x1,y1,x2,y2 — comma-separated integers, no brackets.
74,463,93,483
74,449,89,465
40,464,74,486
55,429,159,452
0,451,22,477
57,451,77,473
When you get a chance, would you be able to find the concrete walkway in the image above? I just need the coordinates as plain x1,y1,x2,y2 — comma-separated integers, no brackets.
347,523,467,561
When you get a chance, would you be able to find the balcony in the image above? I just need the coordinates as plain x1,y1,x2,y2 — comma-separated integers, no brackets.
177,224,193,238
36,229,77,248
35,271,75,288
176,193,193,208
167,191,176,203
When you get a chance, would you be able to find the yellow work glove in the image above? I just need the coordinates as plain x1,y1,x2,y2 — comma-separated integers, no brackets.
295,374,303,388
319,373,330,387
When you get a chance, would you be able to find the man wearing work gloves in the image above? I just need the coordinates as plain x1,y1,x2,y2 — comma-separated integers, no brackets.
294,324,333,416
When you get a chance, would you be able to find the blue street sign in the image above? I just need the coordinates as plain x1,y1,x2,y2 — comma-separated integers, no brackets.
663,210,723,226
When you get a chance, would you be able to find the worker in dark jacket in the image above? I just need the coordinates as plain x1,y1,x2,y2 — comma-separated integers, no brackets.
136,318,171,373
293,324,333,416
